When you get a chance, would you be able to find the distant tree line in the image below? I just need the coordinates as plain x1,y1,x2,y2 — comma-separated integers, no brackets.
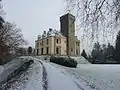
81,30,120,64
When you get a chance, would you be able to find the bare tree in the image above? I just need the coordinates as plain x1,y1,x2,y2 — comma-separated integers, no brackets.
0,22,27,58
65,0,120,51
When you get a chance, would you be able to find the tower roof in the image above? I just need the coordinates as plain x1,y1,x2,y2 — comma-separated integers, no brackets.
60,13,75,21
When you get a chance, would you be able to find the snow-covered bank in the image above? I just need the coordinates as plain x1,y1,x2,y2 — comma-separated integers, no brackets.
0,57,31,83
2,60,43,90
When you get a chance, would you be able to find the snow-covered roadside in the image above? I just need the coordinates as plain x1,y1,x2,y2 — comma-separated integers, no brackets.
0,57,30,82
4,60,43,90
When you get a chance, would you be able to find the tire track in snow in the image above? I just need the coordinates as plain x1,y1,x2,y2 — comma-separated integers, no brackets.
38,61,48,90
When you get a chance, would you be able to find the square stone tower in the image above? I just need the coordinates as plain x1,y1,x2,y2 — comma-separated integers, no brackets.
60,13,76,56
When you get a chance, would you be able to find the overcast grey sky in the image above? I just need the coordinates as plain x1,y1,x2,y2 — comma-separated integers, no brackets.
2,0,66,48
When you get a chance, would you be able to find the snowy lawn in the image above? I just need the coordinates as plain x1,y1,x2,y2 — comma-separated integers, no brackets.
50,62,120,90
74,64,120,90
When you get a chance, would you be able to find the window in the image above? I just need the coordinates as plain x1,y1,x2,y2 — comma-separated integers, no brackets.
76,42,79,46
56,47,59,54
71,48,73,52
46,39,49,45
37,42,39,47
41,48,43,55
57,39,59,44
56,38,61,44
64,40,66,43
46,47,49,54
76,50,78,55
42,40,43,45
37,49,39,55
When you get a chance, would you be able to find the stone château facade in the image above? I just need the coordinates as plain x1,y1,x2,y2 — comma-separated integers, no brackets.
35,13,80,56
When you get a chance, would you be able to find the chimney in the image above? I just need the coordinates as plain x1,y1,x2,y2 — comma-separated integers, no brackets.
44,31,46,34
49,28,52,32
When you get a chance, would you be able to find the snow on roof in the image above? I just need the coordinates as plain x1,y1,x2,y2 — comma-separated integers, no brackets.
38,28,65,39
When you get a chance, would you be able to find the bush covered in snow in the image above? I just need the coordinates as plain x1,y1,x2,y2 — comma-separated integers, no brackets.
50,56,77,68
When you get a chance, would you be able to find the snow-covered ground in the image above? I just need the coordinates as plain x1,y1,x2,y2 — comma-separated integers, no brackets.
74,64,120,90
42,61,83,90
35,55,90,64
50,62,120,90
1,56,120,90
71,56,90,64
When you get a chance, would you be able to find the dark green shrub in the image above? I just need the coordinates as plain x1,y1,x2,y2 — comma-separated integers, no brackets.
50,56,77,68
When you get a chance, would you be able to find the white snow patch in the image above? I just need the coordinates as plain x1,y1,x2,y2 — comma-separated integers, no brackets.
71,56,90,64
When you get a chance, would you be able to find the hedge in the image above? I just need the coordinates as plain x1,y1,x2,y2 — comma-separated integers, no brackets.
50,56,77,68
